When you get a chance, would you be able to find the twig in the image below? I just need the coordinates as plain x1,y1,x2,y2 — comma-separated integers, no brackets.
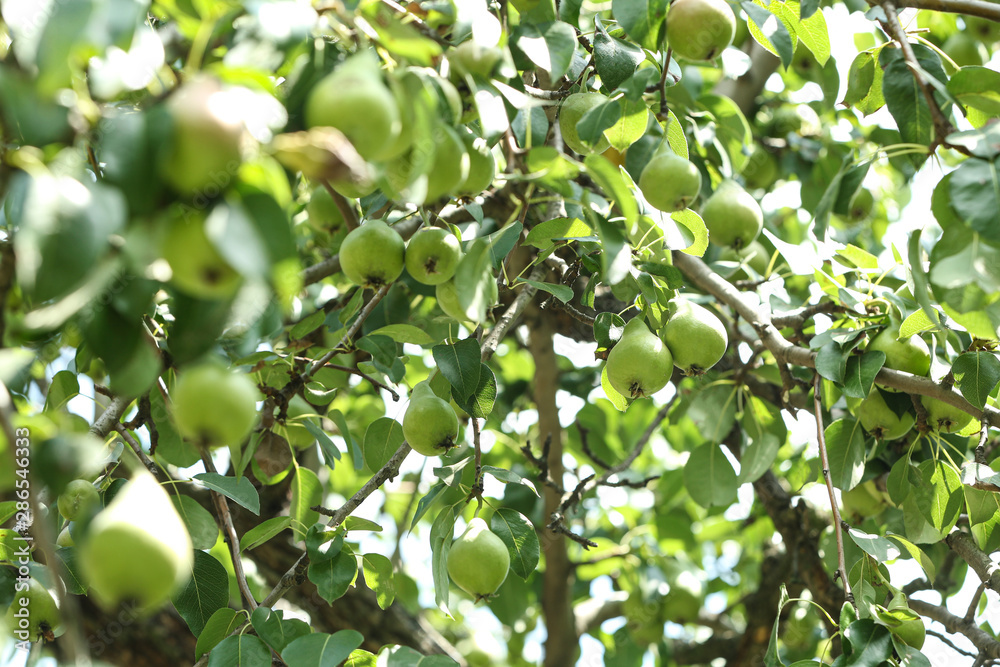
577,425,611,469
114,424,160,478
547,512,598,549
321,181,360,231
90,395,134,437
965,581,987,621
814,373,852,603
481,264,548,361
308,362,399,401
199,448,258,611
771,301,848,329
657,48,675,117
470,418,484,509
311,444,412,522
927,629,977,658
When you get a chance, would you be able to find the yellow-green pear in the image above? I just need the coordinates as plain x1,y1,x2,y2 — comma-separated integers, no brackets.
606,318,674,398
702,180,763,250
171,363,259,448
80,473,194,611
339,220,406,288
447,517,510,599
662,300,728,375
639,150,702,212
559,92,612,155
403,381,460,456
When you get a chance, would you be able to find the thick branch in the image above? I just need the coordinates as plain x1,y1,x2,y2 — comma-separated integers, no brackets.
909,599,1000,658
946,531,1000,593
672,251,1000,426
887,0,1000,20
90,395,134,438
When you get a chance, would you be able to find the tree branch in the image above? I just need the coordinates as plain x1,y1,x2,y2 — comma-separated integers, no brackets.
946,531,1000,593
481,264,547,361
90,395,134,438
885,0,1000,20
909,599,1000,659
671,251,1000,426
814,374,852,602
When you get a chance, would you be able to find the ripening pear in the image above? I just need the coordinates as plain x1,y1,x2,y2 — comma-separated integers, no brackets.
403,381,460,456
605,318,674,399
846,390,914,441
666,0,737,61
662,300,728,375
559,92,611,155
447,517,510,599
171,363,259,448
867,326,931,388
339,220,406,288
921,396,974,434
639,150,702,213
701,180,763,250
5,577,62,642
80,473,194,611
406,228,462,285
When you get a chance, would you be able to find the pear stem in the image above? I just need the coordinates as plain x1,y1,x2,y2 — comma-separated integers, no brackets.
813,373,853,606
321,180,360,231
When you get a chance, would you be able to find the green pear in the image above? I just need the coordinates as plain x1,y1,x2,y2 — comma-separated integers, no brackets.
447,517,510,599
305,185,345,230
964,16,1000,44
447,40,505,80
58,479,100,521
171,363,259,448
639,150,702,213
719,239,770,277
403,381,460,457
5,577,62,642
943,32,985,69
425,125,470,202
841,479,888,520
160,211,243,300
921,396,974,433
847,390,914,440
559,92,612,155
80,473,194,611
406,228,462,285
867,326,931,382
159,77,244,197
662,300,728,375
606,318,674,398
702,180,763,250
338,220,406,288
305,54,402,161
666,0,737,61
457,130,496,196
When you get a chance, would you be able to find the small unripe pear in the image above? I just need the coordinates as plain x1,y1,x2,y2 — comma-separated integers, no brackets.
662,300,728,375
846,390,914,440
867,326,930,391
666,0,737,61
639,151,702,213
406,228,462,285
80,473,194,611
605,318,674,398
921,396,973,434
403,381,460,456
559,92,612,155
172,363,259,448
702,180,763,250
5,577,62,642
447,517,510,599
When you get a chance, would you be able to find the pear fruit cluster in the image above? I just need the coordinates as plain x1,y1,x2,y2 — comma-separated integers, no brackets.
606,301,728,400
447,517,510,600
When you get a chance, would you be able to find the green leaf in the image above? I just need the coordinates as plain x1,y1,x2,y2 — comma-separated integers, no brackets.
430,503,462,614
841,619,893,665
593,312,626,349
947,66,1000,117
824,419,866,490
280,630,364,667
696,94,753,173
367,324,436,346
171,551,229,637
490,508,539,579
364,418,404,472
684,443,738,508
195,608,241,660
302,419,342,466
481,466,539,496
951,351,1000,409
362,553,396,610
455,363,497,419
291,309,327,340
671,209,709,257
593,16,644,90
843,50,878,109
914,460,963,535
738,396,786,484
593,213,633,286
308,542,357,604
240,516,292,552
172,495,221,551
743,0,794,67
486,221,523,268
44,370,79,412
207,635,271,667
842,351,885,399
329,408,363,471
949,158,1000,241
605,97,650,153
512,21,577,80
193,473,261,515
251,607,312,654
899,309,937,338
886,532,937,584
524,217,594,248
763,585,790,667
576,98,622,147
410,482,447,530
612,0,668,50
584,154,639,228
432,338,482,403
848,527,903,562
879,46,947,164
290,467,323,541
521,279,573,303
601,366,630,411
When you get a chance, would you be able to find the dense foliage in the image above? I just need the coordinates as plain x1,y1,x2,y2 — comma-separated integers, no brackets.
1,0,1000,666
